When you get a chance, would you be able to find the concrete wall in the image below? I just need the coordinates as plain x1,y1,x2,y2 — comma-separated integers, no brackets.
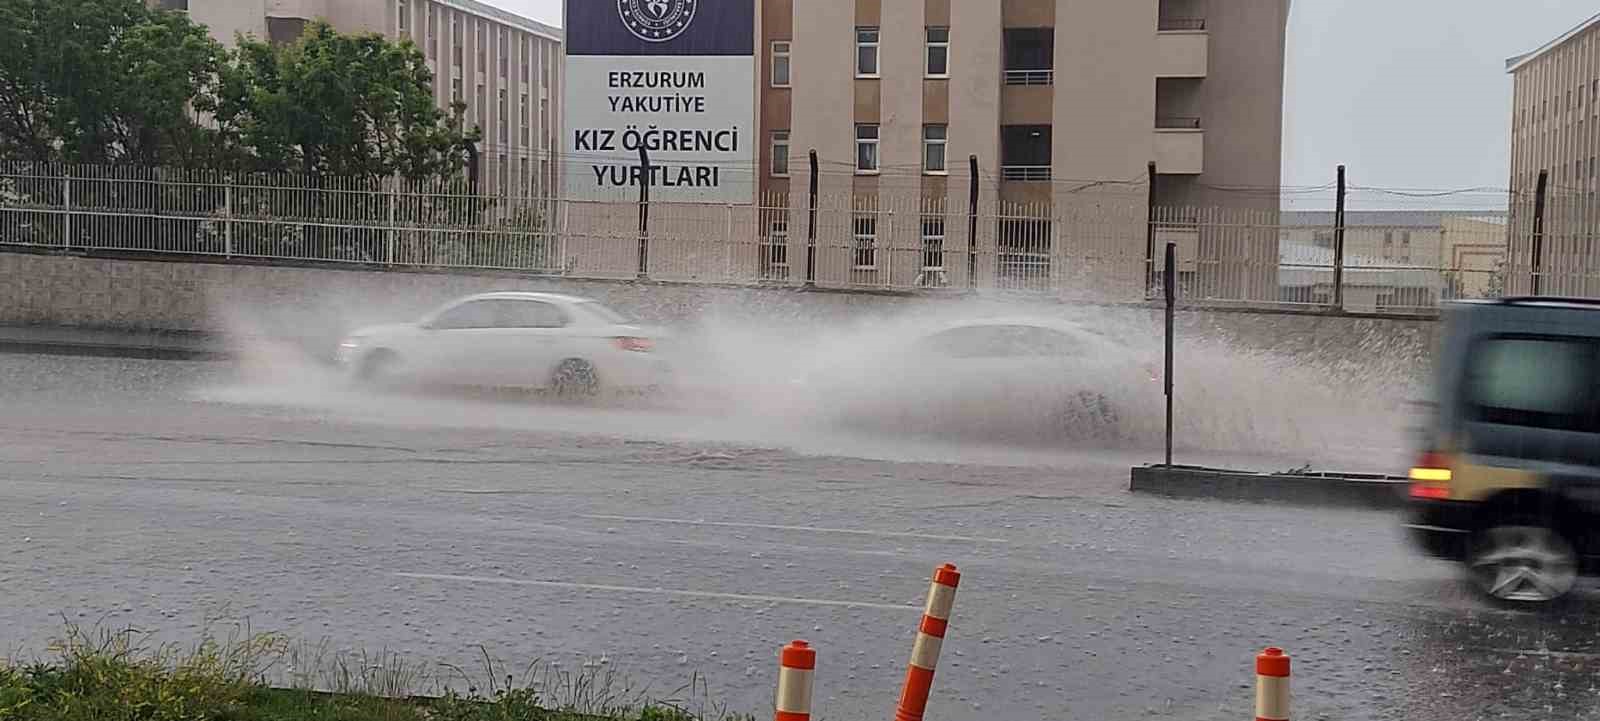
0,251,1439,379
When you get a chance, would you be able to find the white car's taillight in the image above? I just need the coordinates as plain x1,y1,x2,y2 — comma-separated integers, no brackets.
615,336,654,353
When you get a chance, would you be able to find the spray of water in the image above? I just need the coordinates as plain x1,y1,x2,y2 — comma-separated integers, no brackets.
201,291,1422,473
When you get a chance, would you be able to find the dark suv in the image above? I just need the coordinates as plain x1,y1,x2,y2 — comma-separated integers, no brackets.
1408,297,1600,604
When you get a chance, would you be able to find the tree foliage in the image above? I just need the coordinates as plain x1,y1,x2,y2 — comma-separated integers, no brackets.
0,1,474,183
219,21,476,180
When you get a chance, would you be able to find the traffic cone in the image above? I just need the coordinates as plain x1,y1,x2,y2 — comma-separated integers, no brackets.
775,640,816,721
893,563,960,721
1255,647,1291,721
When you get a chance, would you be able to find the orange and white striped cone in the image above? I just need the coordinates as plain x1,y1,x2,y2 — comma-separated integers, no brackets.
1255,647,1291,721
775,640,816,721
893,563,960,721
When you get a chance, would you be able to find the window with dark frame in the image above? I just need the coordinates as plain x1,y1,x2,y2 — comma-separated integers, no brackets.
926,27,949,77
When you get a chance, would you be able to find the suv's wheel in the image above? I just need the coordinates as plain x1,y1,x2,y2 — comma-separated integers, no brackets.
551,358,599,399
1468,523,1578,604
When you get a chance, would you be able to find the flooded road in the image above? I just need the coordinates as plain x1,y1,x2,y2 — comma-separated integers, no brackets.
3,353,1595,719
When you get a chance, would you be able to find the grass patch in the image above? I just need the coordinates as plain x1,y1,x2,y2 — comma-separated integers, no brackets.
0,622,751,721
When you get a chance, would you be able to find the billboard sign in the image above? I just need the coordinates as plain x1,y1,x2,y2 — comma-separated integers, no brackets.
564,0,756,204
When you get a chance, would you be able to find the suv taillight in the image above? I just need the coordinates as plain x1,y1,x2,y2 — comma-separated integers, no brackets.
1408,451,1453,499
615,336,654,353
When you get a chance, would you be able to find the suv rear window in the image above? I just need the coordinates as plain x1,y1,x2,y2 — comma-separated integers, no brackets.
1466,336,1600,431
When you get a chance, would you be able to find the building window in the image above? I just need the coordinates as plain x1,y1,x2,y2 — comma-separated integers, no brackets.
771,131,790,177
926,27,949,77
425,7,435,56
520,92,530,145
477,23,486,67
498,154,508,196
498,89,508,142
521,45,530,83
452,16,462,66
771,41,792,87
520,157,531,196
451,78,463,104
1000,125,1052,180
499,30,508,76
397,0,408,32
855,124,879,173
156,0,188,10
762,218,789,279
852,215,878,269
921,216,945,271
476,84,486,123
923,124,948,174
856,27,880,77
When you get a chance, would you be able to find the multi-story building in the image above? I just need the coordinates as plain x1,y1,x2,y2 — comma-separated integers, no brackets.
758,0,1290,294
151,0,562,198
1507,11,1600,296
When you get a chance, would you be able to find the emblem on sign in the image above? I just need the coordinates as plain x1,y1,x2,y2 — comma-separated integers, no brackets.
617,0,697,43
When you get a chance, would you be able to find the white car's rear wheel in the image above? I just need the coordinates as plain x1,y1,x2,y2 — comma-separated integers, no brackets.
551,358,599,399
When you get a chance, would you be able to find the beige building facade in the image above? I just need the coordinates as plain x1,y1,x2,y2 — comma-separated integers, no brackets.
1507,11,1600,296
760,0,1290,294
153,0,562,198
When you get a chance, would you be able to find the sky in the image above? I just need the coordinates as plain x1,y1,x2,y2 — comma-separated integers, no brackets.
488,0,1599,207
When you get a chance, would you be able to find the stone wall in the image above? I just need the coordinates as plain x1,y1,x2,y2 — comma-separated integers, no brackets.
0,250,1439,376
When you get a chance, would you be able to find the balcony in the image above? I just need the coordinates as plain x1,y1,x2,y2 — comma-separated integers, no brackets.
1154,124,1204,175
1004,70,1054,86
1001,166,1052,182
1155,19,1208,78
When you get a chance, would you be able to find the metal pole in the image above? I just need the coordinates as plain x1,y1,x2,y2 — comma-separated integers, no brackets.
61,169,72,250
386,173,397,265
1333,165,1346,310
1145,161,1157,296
967,154,979,288
637,145,651,279
1164,240,1177,467
806,150,818,286
1533,169,1549,295
224,180,234,257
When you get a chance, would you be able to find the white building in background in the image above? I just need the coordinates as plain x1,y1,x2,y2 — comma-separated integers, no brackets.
151,0,564,197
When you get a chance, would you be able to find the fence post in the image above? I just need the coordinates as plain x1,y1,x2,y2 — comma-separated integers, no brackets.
1533,169,1548,296
1145,160,1157,296
61,167,72,250
966,154,979,289
1333,165,1346,310
1164,240,1176,467
637,146,652,279
386,173,398,265
884,206,895,288
725,202,735,281
806,149,818,286
224,179,234,257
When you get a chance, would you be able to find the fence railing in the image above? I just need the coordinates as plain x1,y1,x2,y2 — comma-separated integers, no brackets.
0,162,1520,314
1158,17,1207,31
1002,69,1054,86
1000,165,1052,182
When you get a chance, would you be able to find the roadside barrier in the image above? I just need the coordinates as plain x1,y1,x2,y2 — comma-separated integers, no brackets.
893,563,961,721
774,640,815,721
1255,646,1291,721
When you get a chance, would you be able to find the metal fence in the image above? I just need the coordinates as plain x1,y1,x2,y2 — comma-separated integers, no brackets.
0,162,1519,313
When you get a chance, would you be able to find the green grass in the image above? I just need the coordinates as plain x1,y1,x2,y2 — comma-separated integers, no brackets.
0,622,751,721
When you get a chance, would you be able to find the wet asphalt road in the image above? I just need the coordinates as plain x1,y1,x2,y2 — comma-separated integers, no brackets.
3,353,1600,720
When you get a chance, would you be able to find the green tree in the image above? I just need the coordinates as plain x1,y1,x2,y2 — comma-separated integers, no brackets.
0,0,226,165
219,21,476,181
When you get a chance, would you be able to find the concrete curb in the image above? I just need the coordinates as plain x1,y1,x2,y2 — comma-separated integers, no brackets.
0,326,233,361
1130,464,1408,511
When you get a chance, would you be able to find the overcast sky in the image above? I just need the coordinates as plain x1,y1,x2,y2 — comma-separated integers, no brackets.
489,0,1599,204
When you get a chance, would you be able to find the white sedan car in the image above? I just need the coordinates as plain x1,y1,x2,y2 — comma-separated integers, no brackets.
789,317,1157,440
336,292,670,396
